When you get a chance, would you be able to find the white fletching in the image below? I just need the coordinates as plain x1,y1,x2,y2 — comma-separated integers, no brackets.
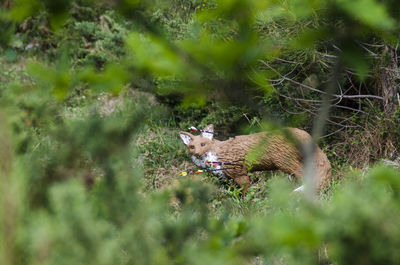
293,185,305,192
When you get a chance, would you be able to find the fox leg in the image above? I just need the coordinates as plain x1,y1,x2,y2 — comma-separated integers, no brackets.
276,159,303,182
233,175,250,198
289,165,305,192
275,160,304,192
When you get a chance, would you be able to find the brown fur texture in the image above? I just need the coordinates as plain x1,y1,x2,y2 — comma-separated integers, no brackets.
179,124,332,195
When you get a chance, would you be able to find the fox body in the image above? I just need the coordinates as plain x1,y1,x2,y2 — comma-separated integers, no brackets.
179,124,332,194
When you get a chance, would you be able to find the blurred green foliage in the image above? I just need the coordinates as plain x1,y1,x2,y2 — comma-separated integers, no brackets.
1,0,400,264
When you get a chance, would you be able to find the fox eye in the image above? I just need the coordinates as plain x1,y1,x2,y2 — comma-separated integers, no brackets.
189,145,195,149
201,143,206,147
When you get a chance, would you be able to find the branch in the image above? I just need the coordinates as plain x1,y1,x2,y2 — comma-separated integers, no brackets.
281,76,383,100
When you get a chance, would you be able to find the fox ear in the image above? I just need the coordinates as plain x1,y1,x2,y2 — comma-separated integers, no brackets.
179,132,193,146
202,124,214,140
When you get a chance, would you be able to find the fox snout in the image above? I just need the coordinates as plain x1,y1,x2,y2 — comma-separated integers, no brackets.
188,146,199,156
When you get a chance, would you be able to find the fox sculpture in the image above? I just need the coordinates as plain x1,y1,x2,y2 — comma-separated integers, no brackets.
179,124,332,195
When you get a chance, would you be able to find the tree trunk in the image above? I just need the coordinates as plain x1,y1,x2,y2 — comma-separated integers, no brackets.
376,45,399,159
1,0,12,9
378,45,399,117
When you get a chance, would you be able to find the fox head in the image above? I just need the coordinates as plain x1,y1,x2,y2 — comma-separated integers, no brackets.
179,124,214,157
